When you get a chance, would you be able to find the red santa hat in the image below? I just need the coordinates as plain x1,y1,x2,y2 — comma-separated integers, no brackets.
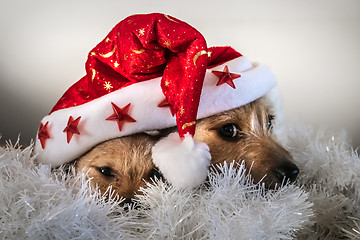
34,13,276,189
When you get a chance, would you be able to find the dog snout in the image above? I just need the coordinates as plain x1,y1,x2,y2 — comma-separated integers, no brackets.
274,161,299,183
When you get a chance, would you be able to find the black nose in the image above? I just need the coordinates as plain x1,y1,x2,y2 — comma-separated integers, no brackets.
274,162,299,183
122,198,141,211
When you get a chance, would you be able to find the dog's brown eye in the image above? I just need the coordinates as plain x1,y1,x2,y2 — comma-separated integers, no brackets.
267,115,275,130
97,167,115,177
149,167,163,180
219,124,241,140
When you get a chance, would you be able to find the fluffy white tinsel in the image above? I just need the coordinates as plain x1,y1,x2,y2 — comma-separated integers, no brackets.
1,123,360,239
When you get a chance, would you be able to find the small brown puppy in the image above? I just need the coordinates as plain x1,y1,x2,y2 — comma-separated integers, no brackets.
76,98,299,200
76,133,160,201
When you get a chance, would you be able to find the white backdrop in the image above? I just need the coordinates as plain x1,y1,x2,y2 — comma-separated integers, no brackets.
0,0,359,146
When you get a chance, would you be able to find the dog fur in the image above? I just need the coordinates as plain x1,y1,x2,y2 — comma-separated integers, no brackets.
76,98,299,201
75,133,157,201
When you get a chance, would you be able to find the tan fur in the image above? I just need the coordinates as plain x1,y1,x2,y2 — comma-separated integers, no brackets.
76,134,157,200
76,98,298,201
195,99,297,187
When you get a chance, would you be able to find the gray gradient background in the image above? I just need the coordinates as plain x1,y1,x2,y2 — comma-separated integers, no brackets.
0,0,359,147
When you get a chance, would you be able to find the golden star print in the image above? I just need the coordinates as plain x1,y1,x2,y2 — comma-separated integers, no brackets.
103,81,113,91
138,28,145,36
163,41,171,48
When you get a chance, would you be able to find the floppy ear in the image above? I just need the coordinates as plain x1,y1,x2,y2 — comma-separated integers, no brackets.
263,87,283,122
263,87,286,141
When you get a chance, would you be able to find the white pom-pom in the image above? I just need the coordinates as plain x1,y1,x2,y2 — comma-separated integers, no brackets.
152,132,211,189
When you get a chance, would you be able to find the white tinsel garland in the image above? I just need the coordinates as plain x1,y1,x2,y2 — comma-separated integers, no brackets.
0,123,359,239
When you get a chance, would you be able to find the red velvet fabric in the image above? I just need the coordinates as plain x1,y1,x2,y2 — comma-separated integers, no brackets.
50,13,241,138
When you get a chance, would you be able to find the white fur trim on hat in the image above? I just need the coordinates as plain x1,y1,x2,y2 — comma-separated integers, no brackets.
152,132,211,189
34,56,276,167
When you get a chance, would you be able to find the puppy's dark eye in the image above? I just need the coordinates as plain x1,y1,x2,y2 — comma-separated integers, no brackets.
267,115,275,130
97,167,115,177
218,124,242,140
149,167,163,180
